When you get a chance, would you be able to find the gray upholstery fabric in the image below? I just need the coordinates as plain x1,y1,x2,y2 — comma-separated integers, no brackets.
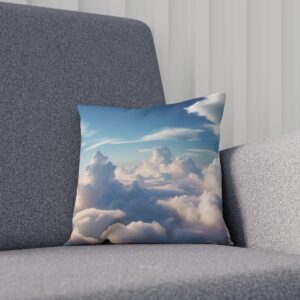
221,130,300,255
0,3,164,250
0,244,299,300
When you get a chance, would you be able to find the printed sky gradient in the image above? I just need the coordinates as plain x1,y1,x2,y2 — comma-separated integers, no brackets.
79,94,222,171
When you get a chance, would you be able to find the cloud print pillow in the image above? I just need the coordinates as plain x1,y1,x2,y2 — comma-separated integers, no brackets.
66,93,232,245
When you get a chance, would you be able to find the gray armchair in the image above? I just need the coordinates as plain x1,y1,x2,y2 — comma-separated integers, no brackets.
0,3,299,300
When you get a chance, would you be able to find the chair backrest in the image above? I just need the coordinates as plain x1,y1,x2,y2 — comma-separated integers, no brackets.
220,130,300,255
0,2,165,250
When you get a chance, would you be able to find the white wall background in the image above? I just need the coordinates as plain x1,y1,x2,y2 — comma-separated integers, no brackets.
3,0,300,149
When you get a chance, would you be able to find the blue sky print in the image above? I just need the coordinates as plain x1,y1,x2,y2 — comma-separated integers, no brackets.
66,93,232,245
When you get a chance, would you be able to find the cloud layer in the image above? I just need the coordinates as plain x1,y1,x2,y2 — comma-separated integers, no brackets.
67,146,231,245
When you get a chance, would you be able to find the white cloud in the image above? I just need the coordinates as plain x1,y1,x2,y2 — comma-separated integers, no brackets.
101,221,167,243
115,146,203,195
67,147,230,245
75,151,126,211
84,139,122,152
67,208,125,245
84,127,204,152
79,151,115,186
80,121,89,136
73,208,125,238
157,191,230,244
136,146,198,178
143,127,203,142
149,146,173,164
75,149,174,222
115,166,139,186
184,93,225,125
201,158,222,197
158,192,222,227
65,227,100,246
81,121,98,138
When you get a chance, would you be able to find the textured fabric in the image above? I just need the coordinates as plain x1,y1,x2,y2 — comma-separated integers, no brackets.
0,244,299,300
67,93,231,245
0,3,164,251
221,130,300,255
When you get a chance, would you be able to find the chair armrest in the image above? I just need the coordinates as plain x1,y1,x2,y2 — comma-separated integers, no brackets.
220,131,300,255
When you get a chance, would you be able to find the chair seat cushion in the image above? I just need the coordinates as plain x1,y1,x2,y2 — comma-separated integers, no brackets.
1,245,299,300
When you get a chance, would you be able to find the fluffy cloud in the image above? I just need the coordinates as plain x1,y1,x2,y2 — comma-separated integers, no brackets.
68,214,167,245
158,192,222,227
150,146,173,164
135,146,173,178
80,151,115,186
114,166,140,187
75,151,126,211
115,146,203,195
201,158,222,197
75,150,175,222
67,146,230,245
66,208,125,245
184,93,225,125
158,192,230,244
101,221,167,243
65,227,100,246
73,208,125,239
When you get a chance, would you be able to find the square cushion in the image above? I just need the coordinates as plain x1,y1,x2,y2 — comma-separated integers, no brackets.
67,93,232,245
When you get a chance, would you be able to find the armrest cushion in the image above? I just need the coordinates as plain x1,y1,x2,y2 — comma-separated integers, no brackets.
220,131,300,254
